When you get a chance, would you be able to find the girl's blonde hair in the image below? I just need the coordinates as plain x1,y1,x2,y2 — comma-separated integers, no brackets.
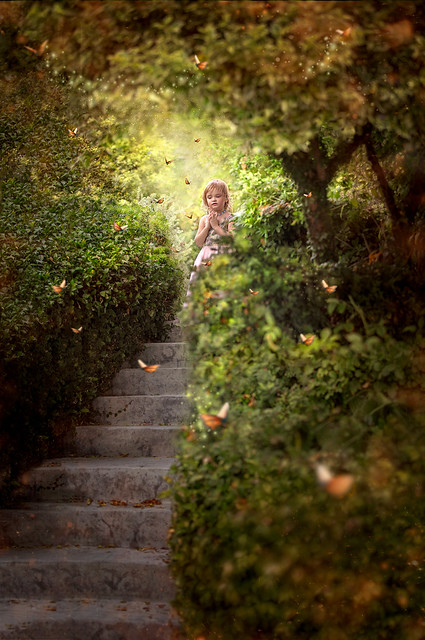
202,179,232,212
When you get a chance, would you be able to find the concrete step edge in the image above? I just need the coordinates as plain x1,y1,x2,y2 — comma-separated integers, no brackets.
94,394,188,399
22,456,176,469
1,499,172,512
0,598,182,640
72,425,181,431
74,425,182,429
0,547,174,600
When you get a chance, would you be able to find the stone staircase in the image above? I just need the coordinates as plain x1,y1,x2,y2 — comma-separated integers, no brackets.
0,320,189,639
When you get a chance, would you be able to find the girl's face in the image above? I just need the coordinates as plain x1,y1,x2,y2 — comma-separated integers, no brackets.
206,190,226,213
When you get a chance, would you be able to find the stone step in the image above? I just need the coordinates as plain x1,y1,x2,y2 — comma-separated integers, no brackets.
123,343,189,368
18,457,174,502
0,501,172,549
164,321,183,343
0,598,182,640
65,425,179,457
91,395,191,426
106,367,190,396
0,547,174,600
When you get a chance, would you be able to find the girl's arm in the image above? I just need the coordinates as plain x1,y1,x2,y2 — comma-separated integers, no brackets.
194,215,211,248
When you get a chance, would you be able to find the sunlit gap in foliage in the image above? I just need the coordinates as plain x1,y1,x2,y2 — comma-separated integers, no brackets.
71,73,245,272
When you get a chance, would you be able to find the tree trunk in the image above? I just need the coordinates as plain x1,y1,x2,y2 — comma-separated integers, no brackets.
279,130,369,262
364,129,412,258
280,143,334,262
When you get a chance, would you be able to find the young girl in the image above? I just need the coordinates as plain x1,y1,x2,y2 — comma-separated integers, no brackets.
188,179,234,287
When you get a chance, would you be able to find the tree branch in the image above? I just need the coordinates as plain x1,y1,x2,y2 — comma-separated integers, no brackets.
364,128,405,227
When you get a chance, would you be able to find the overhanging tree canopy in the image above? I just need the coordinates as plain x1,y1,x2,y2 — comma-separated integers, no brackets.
10,0,425,258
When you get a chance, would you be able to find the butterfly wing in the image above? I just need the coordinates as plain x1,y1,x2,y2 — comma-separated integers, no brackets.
138,359,159,373
321,279,337,293
326,474,354,497
144,364,160,373
194,54,208,70
200,414,223,429
38,40,48,55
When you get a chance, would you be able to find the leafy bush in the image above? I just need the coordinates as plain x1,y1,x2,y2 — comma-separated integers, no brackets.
230,152,307,250
0,62,184,504
169,227,425,639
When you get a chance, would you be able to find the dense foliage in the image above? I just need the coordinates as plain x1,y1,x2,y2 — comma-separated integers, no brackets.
170,202,425,639
0,54,184,503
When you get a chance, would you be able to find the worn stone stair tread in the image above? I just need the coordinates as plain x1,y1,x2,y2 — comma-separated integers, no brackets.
27,456,176,469
106,367,190,395
0,546,174,600
94,394,187,399
66,425,179,458
91,394,191,426
0,501,172,549
2,498,172,511
0,598,181,640
75,425,182,430
18,457,176,502
123,342,189,368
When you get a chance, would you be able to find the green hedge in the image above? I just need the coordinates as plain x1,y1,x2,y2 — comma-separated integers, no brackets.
0,64,185,504
169,228,425,639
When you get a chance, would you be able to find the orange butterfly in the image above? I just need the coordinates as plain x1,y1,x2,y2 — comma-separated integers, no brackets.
71,326,83,334
194,138,201,143
202,260,212,267
24,39,48,57
165,157,173,165
304,192,312,198
368,251,383,264
321,279,337,293
68,127,78,137
300,333,315,345
336,27,352,37
185,178,191,185
138,359,160,373
114,222,128,232
200,402,229,429
52,279,66,294
249,288,259,295
156,197,164,203
172,248,180,253
185,213,193,219
194,54,208,70
315,463,354,498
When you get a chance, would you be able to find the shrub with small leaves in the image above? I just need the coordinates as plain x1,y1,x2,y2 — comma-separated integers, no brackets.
169,227,425,640
0,59,185,504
